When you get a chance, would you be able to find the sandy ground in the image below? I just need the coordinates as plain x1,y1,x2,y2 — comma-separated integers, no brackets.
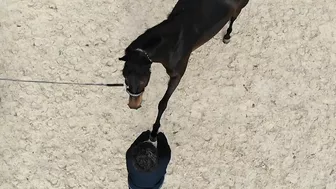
1,0,336,188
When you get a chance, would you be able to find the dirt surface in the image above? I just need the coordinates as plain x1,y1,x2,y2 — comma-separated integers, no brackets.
1,0,336,188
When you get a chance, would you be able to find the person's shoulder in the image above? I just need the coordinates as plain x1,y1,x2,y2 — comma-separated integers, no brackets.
126,145,134,161
159,151,171,164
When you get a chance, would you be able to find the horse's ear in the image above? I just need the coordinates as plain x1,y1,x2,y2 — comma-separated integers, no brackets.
119,55,128,61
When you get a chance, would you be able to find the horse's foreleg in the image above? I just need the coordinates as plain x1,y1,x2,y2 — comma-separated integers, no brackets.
150,54,191,139
150,75,182,139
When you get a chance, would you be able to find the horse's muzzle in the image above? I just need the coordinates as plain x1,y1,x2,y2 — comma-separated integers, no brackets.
128,94,143,109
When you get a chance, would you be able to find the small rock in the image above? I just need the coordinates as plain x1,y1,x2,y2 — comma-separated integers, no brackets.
99,175,106,181
28,1,36,7
46,176,58,186
85,172,93,181
167,167,173,175
227,177,235,186
46,14,54,21
202,134,212,141
100,35,109,42
109,172,118,182
326,182,336,189
33,38,44,47
282,156,295,168
217,139,225,147
285,173,298,184
56,24,63,30
46,130,55,138
105,60,113,67
67,178,77,188
48,4,58,10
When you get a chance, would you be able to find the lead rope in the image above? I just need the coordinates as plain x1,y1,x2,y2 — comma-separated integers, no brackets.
0,78,124,87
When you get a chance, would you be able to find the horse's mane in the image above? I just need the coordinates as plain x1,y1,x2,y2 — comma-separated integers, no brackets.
167,0,197,20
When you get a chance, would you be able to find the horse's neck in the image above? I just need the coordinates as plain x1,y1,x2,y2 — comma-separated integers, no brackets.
129,19,181,46
127,19,183,61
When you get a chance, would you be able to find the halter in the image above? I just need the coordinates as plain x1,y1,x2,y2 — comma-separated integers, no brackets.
135,48,152,62
126,85,144,97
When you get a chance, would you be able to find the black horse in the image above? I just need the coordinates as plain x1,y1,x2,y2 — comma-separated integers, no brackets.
119,0,249,138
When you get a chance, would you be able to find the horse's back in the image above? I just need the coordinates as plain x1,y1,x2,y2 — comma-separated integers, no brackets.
164,0,246,52
167,0,198,20
168,0,234,27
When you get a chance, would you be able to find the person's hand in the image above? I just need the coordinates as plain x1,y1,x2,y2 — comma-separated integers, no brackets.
157,132,168,146
157,132,171,157
131,130,151,147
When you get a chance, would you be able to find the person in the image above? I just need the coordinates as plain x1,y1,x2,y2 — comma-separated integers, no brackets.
126,130,171,189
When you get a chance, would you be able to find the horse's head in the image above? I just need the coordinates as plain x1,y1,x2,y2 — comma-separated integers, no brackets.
119,49,152,109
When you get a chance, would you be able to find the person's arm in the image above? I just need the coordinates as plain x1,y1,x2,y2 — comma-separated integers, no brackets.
132,130,151,147
126,130,151,157
157,132,171,160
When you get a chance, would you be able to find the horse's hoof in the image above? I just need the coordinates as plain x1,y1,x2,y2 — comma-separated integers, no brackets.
223,38,230,44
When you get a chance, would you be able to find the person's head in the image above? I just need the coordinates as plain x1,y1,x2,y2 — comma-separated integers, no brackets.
131,141,158,172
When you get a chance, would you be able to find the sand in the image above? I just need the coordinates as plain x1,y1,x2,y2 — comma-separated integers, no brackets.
1,0,336,188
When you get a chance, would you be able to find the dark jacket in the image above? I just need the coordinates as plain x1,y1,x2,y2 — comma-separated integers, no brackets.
126,130,171,189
